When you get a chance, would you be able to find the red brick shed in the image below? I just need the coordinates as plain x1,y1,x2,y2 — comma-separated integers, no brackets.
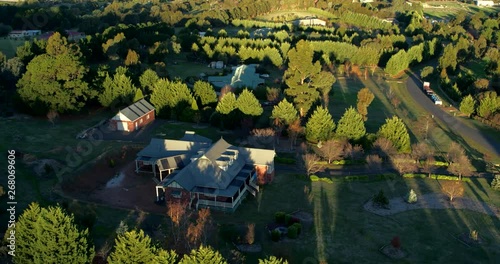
110,99,155,132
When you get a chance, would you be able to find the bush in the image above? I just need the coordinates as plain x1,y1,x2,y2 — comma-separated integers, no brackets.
373,190,389,208
271,230,281,242
109,159,115,168
287,225,298,239
405,189,417,204
491,175,500,191
310,175,320,182
292,223,302,235
275,212,286,224
284,214,292,226
275,157,296,164
403,173,472,182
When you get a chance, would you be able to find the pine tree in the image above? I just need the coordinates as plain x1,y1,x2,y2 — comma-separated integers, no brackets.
271,99,299,125
12,203,94,264
259,256,289,264
216,92,237,115
237,89,263,116
139,69,159,92
193,80,217,106
98,71,136,108
477,91,499,118
133,89,144,102
377,116,411,153
305,106,335,143
385,50,409,76
356,88,375,121
150,79,193,118
179,245,227,264
108,230,177,264
336,107,366,141
459,94,476,117
284,40,335,117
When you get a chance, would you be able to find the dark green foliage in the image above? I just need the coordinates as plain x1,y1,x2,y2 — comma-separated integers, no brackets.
274,157,296,164
259,256,289,264
98,70,136,108
305,106,335,143
139,69,159,92
275,211,286,224
271,230,281,242
385,50,409,76
150,79,193,118
459,95,476,117
378,116,411,153
336,107,366,141
12,203,94,264
292,223,302,235
284,214,291,226
179,245,227,264
477,91,499,119
373,190,389,208
287,225,298,239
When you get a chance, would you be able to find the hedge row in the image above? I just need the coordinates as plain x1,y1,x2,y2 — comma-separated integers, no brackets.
403,173,472,182
316,159,366,165
274,157,296,164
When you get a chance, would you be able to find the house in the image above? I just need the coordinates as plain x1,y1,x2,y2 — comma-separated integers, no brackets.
475,0,495,6
207,64,264,89
137,135,276,212
208,61,224,69
37,30,86,41
110,99,155,132
294,17,327,27
8,30,41,38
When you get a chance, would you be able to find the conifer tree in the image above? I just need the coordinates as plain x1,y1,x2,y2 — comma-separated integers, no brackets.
108,230,177,264
284,40,335,117
259,256,289,264
271,99,299,125
98,70,136,108
150,79,193,118
139,69,159,92
216,92,237,115
305,106,335,143
377,116,411,153
385,50,410,76
193,80,217,106
133,89,144,102
459,94,476,118
179,245,227,264
477,91,499,118
236,89,263,116
12,203,94,264
336,107,366,141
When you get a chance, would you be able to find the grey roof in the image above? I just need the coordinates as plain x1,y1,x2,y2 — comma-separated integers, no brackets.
238,147,276,166
118,99,155,121
180,131,212,144
157,154,190,171
207,64,264,88
163,138,248,192
137,138,209,160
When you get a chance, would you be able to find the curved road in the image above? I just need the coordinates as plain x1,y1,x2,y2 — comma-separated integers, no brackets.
406,74,500,158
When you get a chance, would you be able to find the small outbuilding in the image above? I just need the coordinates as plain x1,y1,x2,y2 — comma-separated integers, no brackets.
475,0,495,6
110,99,155,132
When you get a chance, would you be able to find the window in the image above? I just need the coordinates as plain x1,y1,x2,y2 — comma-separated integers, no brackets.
172,190,182,198
147,114,150,120
140,119,143,124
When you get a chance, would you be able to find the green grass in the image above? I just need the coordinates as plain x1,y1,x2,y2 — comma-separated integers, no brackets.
0,38,24,58
152,122,241,144
212,173,500,263
460,60,489,79
256,10,320,22
424,1,500,19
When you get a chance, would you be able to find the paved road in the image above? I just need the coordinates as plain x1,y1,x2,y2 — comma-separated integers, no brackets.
406,73,500,158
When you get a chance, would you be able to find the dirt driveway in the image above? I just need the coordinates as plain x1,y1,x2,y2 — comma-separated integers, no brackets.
62,147,166,214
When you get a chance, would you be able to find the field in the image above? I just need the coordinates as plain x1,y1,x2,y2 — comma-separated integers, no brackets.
423,1,500,19
212,172,500,263
256,10,322,22
0,38,24,58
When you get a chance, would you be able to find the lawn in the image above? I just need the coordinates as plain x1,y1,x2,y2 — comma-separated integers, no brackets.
424,1,500,20
0,38,24,58
211,172,500,263
256,10,321,22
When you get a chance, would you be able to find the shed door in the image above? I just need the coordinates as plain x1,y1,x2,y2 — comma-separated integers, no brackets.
117,121,127,131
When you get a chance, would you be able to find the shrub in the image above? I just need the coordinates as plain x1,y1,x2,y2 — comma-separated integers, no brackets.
405,189,417,204
271,230,281,242
310,175,320,182
275,157,296,164
284,214,292,226
275,212,286,224
491,175,500,191
287,225,298,239
391,236,401,249
373,190,389,208
292,223,302,235
469,230,479,242
109,159,115,168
